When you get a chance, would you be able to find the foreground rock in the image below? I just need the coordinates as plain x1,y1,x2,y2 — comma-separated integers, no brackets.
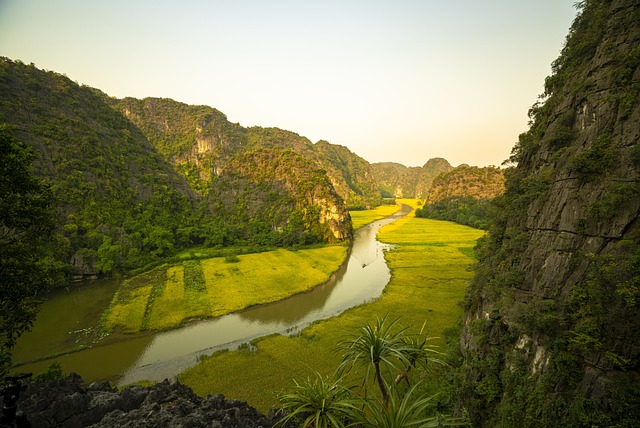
17,373,285,428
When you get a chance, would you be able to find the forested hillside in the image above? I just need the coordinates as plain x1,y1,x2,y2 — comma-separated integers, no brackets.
0,59,196,277
0,58,353,279
371,157,452,198
416,165,504,229
114,97,381,209
459,0,640,425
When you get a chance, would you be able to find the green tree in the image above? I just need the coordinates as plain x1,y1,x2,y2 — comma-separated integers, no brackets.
0,125,59,376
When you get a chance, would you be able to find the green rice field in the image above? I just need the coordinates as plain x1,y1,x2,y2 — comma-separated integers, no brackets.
103,246,348,333
179,199,485,412
350,203,402,229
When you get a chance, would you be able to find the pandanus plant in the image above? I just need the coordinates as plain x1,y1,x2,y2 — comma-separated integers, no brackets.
277,316,459,427
336,315,443,407
353,383,465,428
276,372,358,428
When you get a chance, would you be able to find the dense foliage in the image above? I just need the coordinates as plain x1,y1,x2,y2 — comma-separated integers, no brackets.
371,158,452,199
415,165,504,229
458,0,640,425
0,58,354,280
114,97,381,209
415,196,492,230
0,126,62,376
0,58,201,277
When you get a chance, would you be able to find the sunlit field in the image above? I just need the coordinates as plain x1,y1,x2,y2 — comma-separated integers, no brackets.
179,201,484,412
350,203,401,229
103,246,347,333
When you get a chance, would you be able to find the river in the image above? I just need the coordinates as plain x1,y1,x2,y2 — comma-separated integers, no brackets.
12,205,410,384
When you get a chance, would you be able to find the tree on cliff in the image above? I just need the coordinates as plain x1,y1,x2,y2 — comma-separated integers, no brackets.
0,125,61,376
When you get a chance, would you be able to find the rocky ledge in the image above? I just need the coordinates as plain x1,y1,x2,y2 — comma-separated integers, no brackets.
15,373,287,428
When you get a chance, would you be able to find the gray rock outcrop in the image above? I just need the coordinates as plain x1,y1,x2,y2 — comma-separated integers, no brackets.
17,373,286,428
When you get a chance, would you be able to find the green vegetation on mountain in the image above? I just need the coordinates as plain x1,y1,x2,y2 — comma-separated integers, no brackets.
0,126,63,376
315,141,382,209
0,59,198,277
416,165,505,229
114,97,381,210
0,58,358,281
458,1,640,426
371,158,452,199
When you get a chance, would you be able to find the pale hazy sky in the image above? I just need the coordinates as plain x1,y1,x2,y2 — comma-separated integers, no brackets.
0,1,578,167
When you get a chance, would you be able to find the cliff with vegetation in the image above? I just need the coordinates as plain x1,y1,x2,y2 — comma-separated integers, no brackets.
426,165,504,203
0,58,354,278
115,97,381,209
459,0,640,425
371,157,452,198
416,165,504,229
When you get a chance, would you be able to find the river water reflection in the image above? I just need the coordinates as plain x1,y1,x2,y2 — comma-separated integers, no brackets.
13,205,409,384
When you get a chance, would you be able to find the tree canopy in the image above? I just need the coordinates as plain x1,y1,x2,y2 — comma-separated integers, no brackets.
0,125,62,375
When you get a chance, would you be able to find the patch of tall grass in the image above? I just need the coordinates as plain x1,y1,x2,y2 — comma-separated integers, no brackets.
146,266,186,330
103,268,165,333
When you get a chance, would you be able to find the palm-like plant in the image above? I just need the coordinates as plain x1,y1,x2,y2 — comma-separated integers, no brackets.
395,322,446,387
337,316,446,407
336,315,412,406
276,372,358,428
354,383,467,428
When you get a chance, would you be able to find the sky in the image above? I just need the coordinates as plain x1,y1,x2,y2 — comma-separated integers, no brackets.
0,0,579,167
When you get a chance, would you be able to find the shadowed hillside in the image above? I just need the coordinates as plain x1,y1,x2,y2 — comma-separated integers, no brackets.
0,59,354,278
459,0,640,425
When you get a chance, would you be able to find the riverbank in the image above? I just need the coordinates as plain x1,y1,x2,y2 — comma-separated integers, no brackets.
179,199,485,412
11,203,403,382
103,246,348,333
103,203,406,334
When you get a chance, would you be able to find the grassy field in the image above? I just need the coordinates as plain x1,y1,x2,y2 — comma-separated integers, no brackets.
103,246,347,333
179,200,484,412
350,203,401,229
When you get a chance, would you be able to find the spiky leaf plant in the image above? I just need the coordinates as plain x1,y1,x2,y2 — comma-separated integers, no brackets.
354,384,467,428
277,372,358,428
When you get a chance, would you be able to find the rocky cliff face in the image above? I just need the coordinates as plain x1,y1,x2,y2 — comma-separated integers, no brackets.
371,158,452,198
224,148,352,241
426,164,504,203
116,97,380,209
459,0,640,426
17,373,287,427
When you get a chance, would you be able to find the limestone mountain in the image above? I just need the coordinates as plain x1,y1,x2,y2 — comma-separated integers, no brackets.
114,97,381,209
371,157,452,198
459,0,640,425
0,58,352,277
426,164,505,203
416,165,505,229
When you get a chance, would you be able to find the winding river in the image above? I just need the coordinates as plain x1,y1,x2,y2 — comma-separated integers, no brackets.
12,205,410,384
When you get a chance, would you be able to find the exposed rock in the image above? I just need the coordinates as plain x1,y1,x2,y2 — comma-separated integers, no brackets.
426,165,505,203
371,158,452,199
69,250,99,280
17,373,287,428
459,0,640,426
